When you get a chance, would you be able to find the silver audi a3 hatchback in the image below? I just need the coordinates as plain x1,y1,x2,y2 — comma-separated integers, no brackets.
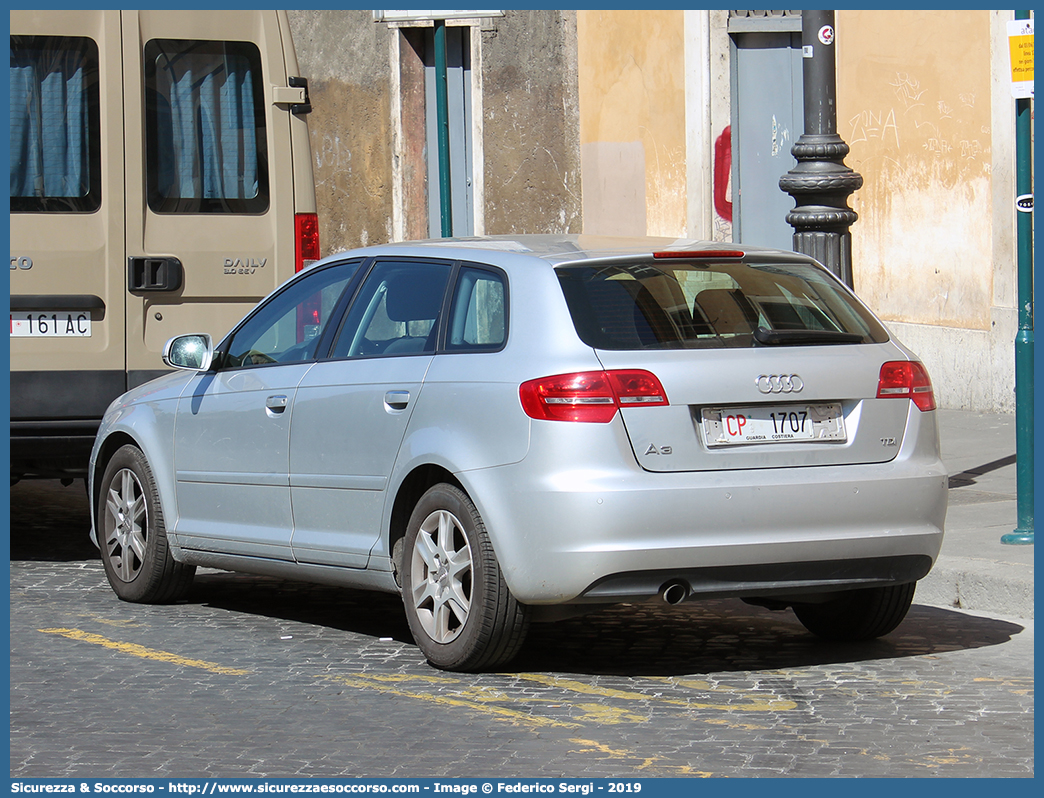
90,236,947,671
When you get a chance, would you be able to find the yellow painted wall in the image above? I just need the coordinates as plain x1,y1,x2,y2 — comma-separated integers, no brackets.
577,10,687,237
837,10,994,330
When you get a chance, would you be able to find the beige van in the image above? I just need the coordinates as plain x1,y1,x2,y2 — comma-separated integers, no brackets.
10,9,319,482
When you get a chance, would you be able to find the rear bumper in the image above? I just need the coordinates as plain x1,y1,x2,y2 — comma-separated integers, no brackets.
459,414,948,605
10,369,124,479
578,554,934,604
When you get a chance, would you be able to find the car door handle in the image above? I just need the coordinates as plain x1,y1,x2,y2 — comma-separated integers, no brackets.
385,390,410,410
266,395,289,412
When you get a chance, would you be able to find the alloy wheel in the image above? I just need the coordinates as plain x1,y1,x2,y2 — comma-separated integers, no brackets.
409,509,473,643
104,468,148,582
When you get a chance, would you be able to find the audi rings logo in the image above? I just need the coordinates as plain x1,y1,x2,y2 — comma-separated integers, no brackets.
756,374,804,394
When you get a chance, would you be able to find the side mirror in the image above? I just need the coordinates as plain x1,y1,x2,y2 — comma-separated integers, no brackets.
163,334,214,372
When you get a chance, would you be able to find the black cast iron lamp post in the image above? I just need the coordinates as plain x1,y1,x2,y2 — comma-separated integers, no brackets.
779,10,863,287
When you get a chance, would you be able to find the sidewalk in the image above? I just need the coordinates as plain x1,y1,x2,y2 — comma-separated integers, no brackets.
916,409,1035,619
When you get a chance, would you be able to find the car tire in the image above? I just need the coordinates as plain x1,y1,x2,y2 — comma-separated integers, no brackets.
401,483,529,671
97,444,195,603
793,582,916,641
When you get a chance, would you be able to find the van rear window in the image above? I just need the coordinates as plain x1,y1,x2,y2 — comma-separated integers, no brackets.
144,39,268,214
557,260,890,350
10,36,101,213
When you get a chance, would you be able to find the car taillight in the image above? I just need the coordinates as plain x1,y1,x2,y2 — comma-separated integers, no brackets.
877,361,936,412
653,249,745,259
519,370,668,423
295,212,320,272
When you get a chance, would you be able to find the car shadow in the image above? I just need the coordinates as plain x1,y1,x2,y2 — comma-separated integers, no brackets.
187,570,1026,678
513,600,1027,677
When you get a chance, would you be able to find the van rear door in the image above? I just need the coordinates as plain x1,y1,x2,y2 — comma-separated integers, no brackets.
10,9,316,480
9,10,127,476
122,10,312,389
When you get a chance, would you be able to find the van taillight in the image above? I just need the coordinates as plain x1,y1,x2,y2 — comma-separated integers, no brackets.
295,213,320,272
519,370,668,423
877,361,936,411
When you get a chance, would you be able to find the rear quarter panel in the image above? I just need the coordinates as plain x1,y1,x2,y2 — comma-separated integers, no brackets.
380,254,605,555
391,253,602,475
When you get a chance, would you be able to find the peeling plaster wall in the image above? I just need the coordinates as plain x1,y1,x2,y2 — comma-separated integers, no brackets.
577,10,687,237
288,10,394,256
290,10,581,248
837,10,1016,412
839,10,993,329
480,10,582,235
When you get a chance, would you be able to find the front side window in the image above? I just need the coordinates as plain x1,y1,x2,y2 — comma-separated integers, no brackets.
557,259,890,350
331,260,452,358
219,262,357,369
144,39,267,214
10,35,101,212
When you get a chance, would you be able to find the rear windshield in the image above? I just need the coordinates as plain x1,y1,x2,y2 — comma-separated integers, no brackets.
557,259,890,350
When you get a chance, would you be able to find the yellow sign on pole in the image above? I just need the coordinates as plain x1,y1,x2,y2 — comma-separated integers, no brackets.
1008,18,1034,99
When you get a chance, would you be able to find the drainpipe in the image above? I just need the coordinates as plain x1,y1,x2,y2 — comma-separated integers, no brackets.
434,18,453,237
1002,9,1034,545
779,9,862,287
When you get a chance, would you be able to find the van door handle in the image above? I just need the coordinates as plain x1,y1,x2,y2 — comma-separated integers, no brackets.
385,390,410,410
128,256,183,293
266,395,289,413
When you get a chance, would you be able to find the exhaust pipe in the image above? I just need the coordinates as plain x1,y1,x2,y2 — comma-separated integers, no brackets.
660,581,689,605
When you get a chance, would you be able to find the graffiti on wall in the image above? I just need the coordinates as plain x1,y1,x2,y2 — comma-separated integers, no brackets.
846,72,990,186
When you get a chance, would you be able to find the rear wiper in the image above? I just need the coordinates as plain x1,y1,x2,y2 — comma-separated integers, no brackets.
754,326,865,346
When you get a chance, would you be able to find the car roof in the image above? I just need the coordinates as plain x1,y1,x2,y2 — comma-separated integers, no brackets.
312,234,812,271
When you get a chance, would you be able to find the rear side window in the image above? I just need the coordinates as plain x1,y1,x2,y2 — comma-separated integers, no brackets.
144,39,268,214
557,260,889,350
446,266,506,351
10,36,101,213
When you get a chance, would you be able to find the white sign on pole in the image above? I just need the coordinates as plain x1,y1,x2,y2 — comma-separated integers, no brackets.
1008,18,1034,99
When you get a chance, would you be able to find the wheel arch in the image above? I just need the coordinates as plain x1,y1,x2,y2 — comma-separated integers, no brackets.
92,431,140,520
91,423,179,554
387,463,463,585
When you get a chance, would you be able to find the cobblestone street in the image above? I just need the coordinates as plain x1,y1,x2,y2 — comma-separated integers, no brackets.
9,480,1035,778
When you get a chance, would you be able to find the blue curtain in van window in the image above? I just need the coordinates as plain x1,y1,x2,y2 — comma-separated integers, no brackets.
9,49,90,198
164,53,257,200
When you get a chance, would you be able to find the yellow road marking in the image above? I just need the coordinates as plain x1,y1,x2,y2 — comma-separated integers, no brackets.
517,673,798,712
973,677,1034,695
38,628,252,676
566,739,715,777
74,612,139,628
317,673,583,729
319,675,718,772
701,717,770,731
570,702,649,725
